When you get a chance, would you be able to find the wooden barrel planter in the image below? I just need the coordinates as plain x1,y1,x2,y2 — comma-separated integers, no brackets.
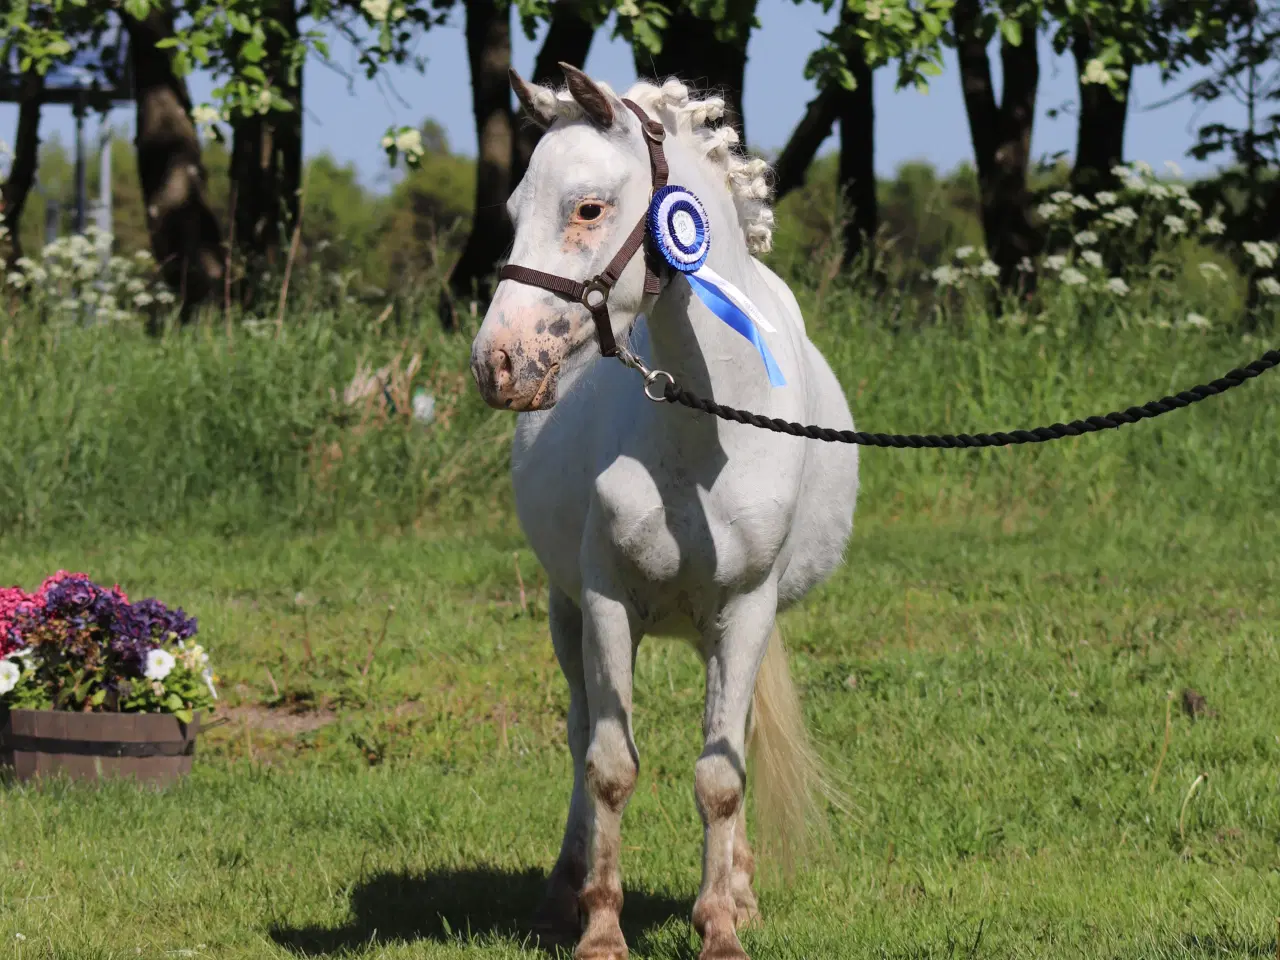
0,707,200,786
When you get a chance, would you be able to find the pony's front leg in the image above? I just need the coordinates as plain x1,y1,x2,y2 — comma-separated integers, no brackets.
532,587,590,947
575,578,642,960
692,585,776,960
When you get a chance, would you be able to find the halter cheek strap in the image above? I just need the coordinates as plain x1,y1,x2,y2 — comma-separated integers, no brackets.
498,99,670,358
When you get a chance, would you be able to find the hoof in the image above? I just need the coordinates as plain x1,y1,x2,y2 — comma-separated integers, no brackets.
574,931,628,960
699,931,750,960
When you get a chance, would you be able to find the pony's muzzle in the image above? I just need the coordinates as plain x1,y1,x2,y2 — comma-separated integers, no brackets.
470,337,560,412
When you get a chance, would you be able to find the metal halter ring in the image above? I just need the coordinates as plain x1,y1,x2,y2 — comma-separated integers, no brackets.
643,370,675,403
581,278,609,312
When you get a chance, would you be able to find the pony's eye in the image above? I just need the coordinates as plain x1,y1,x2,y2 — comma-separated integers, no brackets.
575,202,604,223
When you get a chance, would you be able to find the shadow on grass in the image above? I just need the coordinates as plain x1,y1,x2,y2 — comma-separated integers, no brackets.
270,865,690,957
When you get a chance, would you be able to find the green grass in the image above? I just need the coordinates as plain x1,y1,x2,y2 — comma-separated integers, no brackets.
1,296,1278,958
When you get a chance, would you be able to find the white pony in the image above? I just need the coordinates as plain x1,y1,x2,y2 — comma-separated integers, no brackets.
469,64,859,960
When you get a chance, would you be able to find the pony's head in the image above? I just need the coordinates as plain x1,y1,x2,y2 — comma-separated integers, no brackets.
470,65,775,411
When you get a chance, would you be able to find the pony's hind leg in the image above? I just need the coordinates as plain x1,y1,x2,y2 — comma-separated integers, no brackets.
575,576,642,960
532,587,590,947
692,585,776,960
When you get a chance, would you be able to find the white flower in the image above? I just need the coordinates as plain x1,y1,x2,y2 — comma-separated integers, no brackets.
203,667,218,701
1165,160,1183,177
931,264,961,286
1148,183,1170,200
1198,262,1225,281
256,88,273,112
1095,191,1117,206
1081,58,1110,85
1051,190,1074,203
394,128,424,157
1081,250,1103,269
955,245,975,260
156,290,176,305
1203,217,1226,236
1036,202,1061,220
1163,215,1187,235
1257,276,1280,296
1185,312,1210,329
362,0,391,20
1122,176,1148,193
380,134,394,149
134,292,155,307
1104,277,1130,296
192,104,221,129
145,649,176,681
864,0,884,19
976,259,1000,278
1060,267,1088,286
1104,206,1138,227
1134,160,1154,177
6,272,27,289
0,660,19,695
1074,230,1098,246
1169,182,1189,199
1072,195,1096,210
1044,254,1068,272
1179,197,1202,215
1017,256,1035,273
1111,163,1132,180
1243,241,1277,268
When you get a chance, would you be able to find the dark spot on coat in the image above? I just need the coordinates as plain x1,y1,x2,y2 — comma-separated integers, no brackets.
549,317,571,337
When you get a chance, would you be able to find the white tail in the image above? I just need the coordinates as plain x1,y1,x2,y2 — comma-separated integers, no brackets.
748,625,846,871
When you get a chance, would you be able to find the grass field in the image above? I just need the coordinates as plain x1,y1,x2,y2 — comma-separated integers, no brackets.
1,298,1278,959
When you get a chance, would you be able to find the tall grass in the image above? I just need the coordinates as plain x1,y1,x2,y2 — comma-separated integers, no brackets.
1,281,1276,540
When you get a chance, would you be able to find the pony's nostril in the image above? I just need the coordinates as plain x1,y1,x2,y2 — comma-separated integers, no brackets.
491,349,514,392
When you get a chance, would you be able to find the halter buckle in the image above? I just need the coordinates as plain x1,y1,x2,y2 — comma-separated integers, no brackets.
642,120,666,143
581,277,610,314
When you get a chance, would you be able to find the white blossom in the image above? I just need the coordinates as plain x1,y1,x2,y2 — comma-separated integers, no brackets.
1244,241,1278,268
0,660,19,695
1074,230,1098,246
1257,276,1280,296
1184,312,1210,329
1060,267,1088,286
1095,191,1118,206
1036,202,1062,220
145,649,176,681
1081,250,1103,269
1104,206,1138,227
1178,197,1202,215
1051,190,1074,204
1147,184,1170,200
1044,254,1068,272
1104,277,1130,296
1081,58,1110,85
1072,195,1096,210
1203,217,1226,236
931,264,962,286
954,245,976,260
362,0,391,21
1163,215,1187,235
976,259,1000,278
1198,262,1225,281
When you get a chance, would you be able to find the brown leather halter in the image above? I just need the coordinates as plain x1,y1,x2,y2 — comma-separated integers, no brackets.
497,99,670,359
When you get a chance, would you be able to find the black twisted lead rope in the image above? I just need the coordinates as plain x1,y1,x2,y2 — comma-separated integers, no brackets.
656,347,1280,448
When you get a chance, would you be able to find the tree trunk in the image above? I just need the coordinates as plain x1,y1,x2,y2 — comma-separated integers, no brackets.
633,1,759,146
771,86,839,203
511,3,595,184
441,0,515,331
954,0,1040,287
837,36,876,267
229,0,303,305
1,69,43,269
1071,32,1130,194
121,5,224,313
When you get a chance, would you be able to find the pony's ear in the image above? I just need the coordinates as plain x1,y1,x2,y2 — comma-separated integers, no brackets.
559,62,614,129
509,68,556,129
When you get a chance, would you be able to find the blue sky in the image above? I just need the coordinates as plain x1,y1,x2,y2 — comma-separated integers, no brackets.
2,0,1244,192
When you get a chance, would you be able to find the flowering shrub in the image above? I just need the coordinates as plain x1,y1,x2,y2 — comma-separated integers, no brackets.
926,161,1278,330
0,572,216,722
4,226,175,324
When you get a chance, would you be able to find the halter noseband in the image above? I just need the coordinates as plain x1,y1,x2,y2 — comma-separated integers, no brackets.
497,99,670,359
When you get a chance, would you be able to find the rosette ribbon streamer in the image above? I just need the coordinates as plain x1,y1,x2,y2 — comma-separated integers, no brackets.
647,185,787,387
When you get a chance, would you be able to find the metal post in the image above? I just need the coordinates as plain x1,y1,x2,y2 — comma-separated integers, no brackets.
97,124,112,239
73,89,87,235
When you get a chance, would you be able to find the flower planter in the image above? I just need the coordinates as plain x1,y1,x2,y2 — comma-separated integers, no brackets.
0,707,200,786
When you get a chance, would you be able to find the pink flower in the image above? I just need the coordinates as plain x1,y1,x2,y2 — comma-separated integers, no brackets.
0,585,36,657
